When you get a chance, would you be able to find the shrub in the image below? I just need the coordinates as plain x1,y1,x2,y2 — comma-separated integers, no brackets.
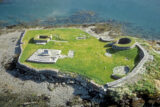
133,80,157,95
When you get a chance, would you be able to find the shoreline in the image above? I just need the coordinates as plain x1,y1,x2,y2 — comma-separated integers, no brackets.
1,22,160,41
1,20,160,40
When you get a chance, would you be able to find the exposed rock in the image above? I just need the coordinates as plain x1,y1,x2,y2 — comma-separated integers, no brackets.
55,83,59,86
81,95,91,99
99,93,104,98
47,75,55,82
68,50,74,58
131,97,145,107
99,36,114,42
154,79,160,91
76,36,86,40
66,96,93,107
62,82,66,86
40,74,46,81
42,94,51,101
68,80,75,84
105,52,112,57
148,55,154,62
79,87,82,90
47,83,55,91
59,55,67,59
81,82,87,87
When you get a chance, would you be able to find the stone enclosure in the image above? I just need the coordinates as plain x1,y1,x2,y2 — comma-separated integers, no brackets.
112,37,136,50
17,30,149,95
34,35,52,45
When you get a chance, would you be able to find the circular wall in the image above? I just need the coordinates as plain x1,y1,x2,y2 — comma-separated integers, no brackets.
118,38,131,44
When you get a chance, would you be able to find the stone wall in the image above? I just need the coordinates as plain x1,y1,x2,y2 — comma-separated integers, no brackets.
112,43,136,50
112,45,131,50
17,30,149,95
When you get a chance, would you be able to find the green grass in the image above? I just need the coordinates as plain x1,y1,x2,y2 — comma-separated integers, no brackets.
20,28,139,85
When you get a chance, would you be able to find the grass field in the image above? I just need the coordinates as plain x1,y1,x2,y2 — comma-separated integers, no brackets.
20,28,139,85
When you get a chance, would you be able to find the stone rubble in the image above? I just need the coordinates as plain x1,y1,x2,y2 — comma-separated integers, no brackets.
105,52,112,57
68,50,74,58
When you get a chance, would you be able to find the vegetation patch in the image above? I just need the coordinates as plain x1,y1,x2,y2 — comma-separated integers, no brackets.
20,28,139,85
0,92,49,107
127,48,160,98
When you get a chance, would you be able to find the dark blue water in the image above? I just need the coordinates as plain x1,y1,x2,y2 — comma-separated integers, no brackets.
0,0,160,39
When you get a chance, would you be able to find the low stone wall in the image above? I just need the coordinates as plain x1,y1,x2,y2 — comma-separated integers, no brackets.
17,30,149,95
112,45,131,50
105,43,149,88
112,43,136,50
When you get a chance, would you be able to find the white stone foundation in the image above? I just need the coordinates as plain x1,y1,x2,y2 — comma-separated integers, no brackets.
27,49,61,64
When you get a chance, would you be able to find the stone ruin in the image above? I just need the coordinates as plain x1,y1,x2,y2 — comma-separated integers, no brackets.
118,38,131,44
27,49,61,64
34,35,52,45
76,34,87,40
112,37,135,50
27,49,75,64
111,66,130,79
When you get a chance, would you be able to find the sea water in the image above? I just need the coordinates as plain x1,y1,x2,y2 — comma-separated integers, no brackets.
0,0,160,39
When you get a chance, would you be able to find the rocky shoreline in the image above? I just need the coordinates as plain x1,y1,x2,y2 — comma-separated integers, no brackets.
0,24,160,106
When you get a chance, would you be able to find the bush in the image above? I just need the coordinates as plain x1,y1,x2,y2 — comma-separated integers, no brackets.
0,92,50,107
130,79,157,95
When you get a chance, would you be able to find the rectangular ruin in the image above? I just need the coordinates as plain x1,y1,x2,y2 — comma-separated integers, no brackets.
34,35,52,44
27,49,61,64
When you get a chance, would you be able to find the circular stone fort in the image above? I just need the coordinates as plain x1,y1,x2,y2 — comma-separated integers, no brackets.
118,38,131,44
112,36,136,50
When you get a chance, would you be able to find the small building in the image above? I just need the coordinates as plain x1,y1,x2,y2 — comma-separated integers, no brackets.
34,35,52,45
